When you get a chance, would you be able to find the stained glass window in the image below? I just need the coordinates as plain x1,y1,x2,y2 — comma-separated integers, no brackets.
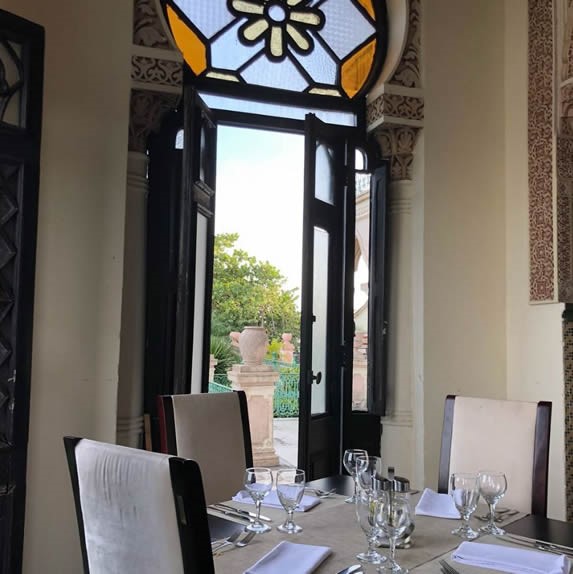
160,0,386,100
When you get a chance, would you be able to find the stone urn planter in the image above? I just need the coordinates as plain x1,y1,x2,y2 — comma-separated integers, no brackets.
239,326,268,366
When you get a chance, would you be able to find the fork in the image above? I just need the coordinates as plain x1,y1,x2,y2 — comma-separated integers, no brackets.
212,530,256,555
439,558,460,574
305,487,336,498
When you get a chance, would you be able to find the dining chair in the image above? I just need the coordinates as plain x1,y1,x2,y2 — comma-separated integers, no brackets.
438,395,552,516
158,391,253,505
64,437,215,574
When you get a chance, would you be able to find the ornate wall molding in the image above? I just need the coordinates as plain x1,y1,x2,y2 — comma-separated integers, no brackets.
390,0,421,88
528,0,556,302
367,0,423,181
133,0,171,49
132,54,182,89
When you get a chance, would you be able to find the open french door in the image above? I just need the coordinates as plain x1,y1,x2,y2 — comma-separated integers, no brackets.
298,115,353,478
298,114,384,479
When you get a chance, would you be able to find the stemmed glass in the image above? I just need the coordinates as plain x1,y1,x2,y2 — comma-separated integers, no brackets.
478,470,508,535
244,467,273,533
375,492,411,573
355,490,385,565
449,473,480,540
343,448,368,503
276,468,305,533
357,455,383,495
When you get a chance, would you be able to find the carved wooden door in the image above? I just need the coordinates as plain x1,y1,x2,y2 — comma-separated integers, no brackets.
0,9,44,573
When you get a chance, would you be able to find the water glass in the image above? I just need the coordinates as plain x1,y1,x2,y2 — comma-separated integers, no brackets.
357,455,383,495
355,490,385,565
276,468,305,533
375,492,411,573
449,473,480,540
343,448,368,503
244,467,273,533
478,470,508,535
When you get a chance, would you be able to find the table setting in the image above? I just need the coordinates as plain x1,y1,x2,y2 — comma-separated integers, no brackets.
207,452,573,573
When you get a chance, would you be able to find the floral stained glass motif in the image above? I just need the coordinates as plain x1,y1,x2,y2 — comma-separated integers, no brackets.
161,0,385,99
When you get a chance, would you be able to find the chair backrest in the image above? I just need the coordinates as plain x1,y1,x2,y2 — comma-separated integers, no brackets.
64,437,214,574
438,395,551,516
158,391,253,505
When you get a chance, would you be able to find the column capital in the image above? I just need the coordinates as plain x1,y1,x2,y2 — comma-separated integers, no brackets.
372,125,421,181
129,89,179,153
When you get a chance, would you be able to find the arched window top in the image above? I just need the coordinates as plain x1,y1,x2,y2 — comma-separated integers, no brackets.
161,0,387,102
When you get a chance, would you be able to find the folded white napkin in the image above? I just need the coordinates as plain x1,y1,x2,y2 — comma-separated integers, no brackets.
414,488,460,519
244,541,331,574
452,541,571,574
233,489,320,512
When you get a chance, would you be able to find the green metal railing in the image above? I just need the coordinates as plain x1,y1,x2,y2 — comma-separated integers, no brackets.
208,363,300,418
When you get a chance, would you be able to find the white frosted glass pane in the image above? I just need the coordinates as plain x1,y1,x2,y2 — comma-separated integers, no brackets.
211,20,263,69
191,214,208,393
315,143,335,204
292,32,338,85
311,227,329,415
241,54,309,92
175,129,184,149
174,0,234,39
318,0,375,59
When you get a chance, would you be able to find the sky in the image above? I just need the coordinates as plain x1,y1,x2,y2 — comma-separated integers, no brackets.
215,125,369,311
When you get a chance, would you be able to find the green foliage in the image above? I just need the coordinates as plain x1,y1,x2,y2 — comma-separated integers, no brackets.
266,338,283,360
209,336,240,375
212,233,300,342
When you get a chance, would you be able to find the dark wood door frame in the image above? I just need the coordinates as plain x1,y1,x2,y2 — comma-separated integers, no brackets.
0,9,44,573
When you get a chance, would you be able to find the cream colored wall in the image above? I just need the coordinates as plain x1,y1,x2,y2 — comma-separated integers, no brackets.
0,0,132,571
423,0,507,486
504,0,566,520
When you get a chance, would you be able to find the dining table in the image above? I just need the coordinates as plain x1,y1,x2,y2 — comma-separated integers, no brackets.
208,476,570,573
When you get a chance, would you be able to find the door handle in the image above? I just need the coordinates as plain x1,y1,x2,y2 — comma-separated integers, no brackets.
311,371,322,385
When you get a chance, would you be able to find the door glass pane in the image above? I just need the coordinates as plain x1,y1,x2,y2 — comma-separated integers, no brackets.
315,143,335,205
311,226,329,415
191,213,208,393
353,170,371,411
0,41,23,128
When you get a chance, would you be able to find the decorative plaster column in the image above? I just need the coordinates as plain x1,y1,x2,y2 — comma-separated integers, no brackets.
116,0,182,447
228,329,280,466
116,91,179,447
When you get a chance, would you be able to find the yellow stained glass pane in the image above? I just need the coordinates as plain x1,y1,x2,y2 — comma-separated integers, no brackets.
167,6,207,76
357,0,375,20
341,39,376,98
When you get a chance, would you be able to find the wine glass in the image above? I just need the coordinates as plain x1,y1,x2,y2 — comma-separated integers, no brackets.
357,455,383,495
449,473,480,540
276,468,305,533
478,470,508,535
244,467,273,533
343,448,368,503
375,492,411,573
355,490,386,565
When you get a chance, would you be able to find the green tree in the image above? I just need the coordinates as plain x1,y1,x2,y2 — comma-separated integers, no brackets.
211,233,300,343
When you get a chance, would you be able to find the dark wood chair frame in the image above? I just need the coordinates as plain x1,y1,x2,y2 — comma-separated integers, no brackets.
157,390,253,468
437,395,552,517
63,436,215,574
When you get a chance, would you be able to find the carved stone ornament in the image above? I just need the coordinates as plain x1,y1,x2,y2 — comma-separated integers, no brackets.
366,92,424,127
132,55,182,88
133,0,170,49
390,0,421,88
374,126,420,181
129,89,179,153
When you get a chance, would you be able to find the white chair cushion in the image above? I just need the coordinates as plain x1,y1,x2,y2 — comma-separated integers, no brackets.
449,397,538,513
76,440,185,574
171,392,247,505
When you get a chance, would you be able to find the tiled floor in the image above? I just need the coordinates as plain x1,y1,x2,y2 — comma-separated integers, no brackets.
273,417,298,467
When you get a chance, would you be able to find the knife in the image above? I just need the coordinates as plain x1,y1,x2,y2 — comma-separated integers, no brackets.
211,503,272,523
501,533,573,557
335,566,362,574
